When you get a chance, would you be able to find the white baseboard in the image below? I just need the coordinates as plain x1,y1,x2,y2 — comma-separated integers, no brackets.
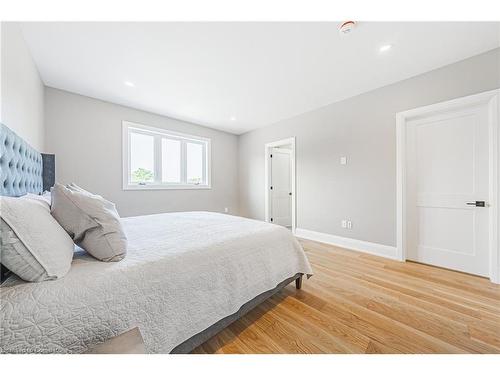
492,268,500,284
295,228,399,260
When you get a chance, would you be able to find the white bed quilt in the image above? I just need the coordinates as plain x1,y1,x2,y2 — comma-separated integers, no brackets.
0,212,312,353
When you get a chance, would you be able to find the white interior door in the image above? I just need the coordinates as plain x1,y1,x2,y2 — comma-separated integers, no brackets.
406,103,490,276
270,147,292,227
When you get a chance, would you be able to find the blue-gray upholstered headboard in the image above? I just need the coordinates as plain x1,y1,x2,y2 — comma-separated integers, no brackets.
0,123,54,197
0,123,56,280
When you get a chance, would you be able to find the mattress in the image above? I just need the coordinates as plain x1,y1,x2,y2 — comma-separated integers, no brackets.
0,212,313,353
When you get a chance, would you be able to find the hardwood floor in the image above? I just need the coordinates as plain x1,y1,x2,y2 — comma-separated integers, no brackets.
192,238,500,354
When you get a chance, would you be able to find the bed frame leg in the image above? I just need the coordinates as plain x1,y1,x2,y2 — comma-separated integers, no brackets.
295,275,302,289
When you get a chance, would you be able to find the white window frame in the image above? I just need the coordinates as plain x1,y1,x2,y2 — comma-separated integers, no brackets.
122,121,211,190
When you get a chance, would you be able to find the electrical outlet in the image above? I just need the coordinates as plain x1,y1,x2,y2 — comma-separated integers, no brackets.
224,207,229,213
341,220,347,228
347,220,352,229
340,156,347,165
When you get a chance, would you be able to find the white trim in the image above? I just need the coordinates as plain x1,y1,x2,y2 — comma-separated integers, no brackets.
490,91,500,283
396,89,500,283
124,120,211,143
122,121,211,190
295,228,398,260
122,184,212,191
264,137,296,233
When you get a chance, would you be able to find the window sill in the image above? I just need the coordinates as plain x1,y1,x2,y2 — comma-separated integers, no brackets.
123,184,212,191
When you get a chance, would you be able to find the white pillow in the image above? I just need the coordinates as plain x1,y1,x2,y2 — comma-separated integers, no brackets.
0,196,74,282
22,191,52,208
51,183,127,262
26,191,51,202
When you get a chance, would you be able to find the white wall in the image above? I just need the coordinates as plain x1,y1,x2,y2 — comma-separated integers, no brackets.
238,48,500,247
1,22,45,150
45,88,239,217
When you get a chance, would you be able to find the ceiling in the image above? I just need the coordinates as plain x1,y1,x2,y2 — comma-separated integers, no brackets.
21,22,500,134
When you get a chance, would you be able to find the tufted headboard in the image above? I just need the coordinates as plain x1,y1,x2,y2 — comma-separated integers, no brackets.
0,123,55,197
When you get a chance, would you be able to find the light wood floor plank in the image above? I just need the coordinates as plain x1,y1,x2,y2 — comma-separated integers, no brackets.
192,238,500,354
306,249,500,317
309,258,495,326
311,271,498,353
302,274,466,353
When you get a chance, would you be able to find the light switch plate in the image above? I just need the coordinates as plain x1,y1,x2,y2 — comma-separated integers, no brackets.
340,156,347,165
341,220,347,228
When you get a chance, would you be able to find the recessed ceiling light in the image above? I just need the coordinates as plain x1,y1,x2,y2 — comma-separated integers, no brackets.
379,44,392,53
124,81,135,87
230,116,236,121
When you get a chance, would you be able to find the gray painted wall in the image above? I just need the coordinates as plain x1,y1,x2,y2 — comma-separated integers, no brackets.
45,88,239,217
1,22,45,150
238,48,500,247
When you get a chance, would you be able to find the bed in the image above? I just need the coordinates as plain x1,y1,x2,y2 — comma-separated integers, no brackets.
0,123,313,354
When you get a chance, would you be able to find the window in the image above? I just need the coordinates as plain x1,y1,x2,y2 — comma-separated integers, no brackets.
123,121,211,190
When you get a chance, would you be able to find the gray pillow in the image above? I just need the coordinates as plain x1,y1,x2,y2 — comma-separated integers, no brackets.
51,183,127,262
0,196,74,282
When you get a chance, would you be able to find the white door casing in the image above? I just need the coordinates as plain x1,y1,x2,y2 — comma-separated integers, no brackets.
265,137,296,233
397,89,499,283
270,148,292,227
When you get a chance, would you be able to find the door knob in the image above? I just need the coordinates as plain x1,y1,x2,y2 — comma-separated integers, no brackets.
466,201,486,207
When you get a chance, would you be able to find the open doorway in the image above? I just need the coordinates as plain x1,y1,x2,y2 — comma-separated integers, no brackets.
264,137,296,233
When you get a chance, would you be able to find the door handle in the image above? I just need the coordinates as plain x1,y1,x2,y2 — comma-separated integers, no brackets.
466,201,486,207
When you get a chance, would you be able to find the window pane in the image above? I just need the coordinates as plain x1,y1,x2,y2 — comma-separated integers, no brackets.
130,132,155,183
161,138,181,183
186,142,204,185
